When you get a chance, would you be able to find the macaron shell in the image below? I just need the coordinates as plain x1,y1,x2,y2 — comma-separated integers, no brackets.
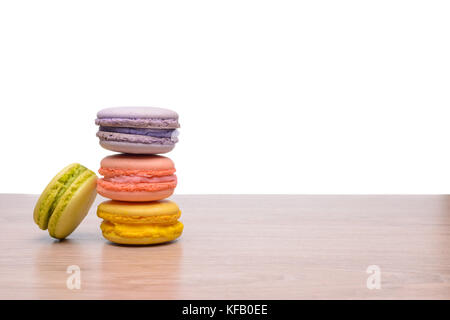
96,107,180,129
96,131,177,146
98,210,180,225
97,186,174,202
101,233,180,245
99,168,175,178
100,140,175,154
97,107,179,120
96,118,179,129
48,172,97,239
100,220,183,245
100,154,175,171
97,200,181,224
98,199,181,216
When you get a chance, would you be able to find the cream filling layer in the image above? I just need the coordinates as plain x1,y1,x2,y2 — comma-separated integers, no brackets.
104,175,176,183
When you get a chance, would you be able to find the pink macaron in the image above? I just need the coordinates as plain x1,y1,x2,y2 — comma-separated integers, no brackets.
97,154,177,202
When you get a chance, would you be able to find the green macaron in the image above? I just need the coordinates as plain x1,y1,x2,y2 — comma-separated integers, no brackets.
33,163,97,239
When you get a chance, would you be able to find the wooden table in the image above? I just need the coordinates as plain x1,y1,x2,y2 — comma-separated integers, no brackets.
1,194,449,299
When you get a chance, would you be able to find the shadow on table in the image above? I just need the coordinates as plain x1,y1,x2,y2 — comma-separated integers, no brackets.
99,239,184,299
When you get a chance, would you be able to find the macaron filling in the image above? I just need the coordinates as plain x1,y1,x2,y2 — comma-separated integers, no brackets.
99,126,178,138
48,166,87,214
98,210,181,225
104,175,177,184
97,175,177,192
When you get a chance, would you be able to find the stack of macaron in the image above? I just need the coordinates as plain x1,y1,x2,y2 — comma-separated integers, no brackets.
94,107,183,245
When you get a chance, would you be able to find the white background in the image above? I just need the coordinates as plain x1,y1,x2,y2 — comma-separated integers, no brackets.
1,1,449,194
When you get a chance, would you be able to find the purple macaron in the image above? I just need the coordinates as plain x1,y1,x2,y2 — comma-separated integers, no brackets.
95,107,180,154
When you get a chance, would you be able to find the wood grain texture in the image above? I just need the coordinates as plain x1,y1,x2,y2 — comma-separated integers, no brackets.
0,194,449,300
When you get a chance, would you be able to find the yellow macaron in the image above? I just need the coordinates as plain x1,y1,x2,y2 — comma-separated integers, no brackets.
97,200,183,245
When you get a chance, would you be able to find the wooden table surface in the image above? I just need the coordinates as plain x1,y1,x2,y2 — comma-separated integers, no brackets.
0,194,449,300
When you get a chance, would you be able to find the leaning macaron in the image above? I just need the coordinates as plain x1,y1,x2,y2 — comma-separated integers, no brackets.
95,106,180,154
97,200,184,245
97,154,177,202
33,163,97,239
